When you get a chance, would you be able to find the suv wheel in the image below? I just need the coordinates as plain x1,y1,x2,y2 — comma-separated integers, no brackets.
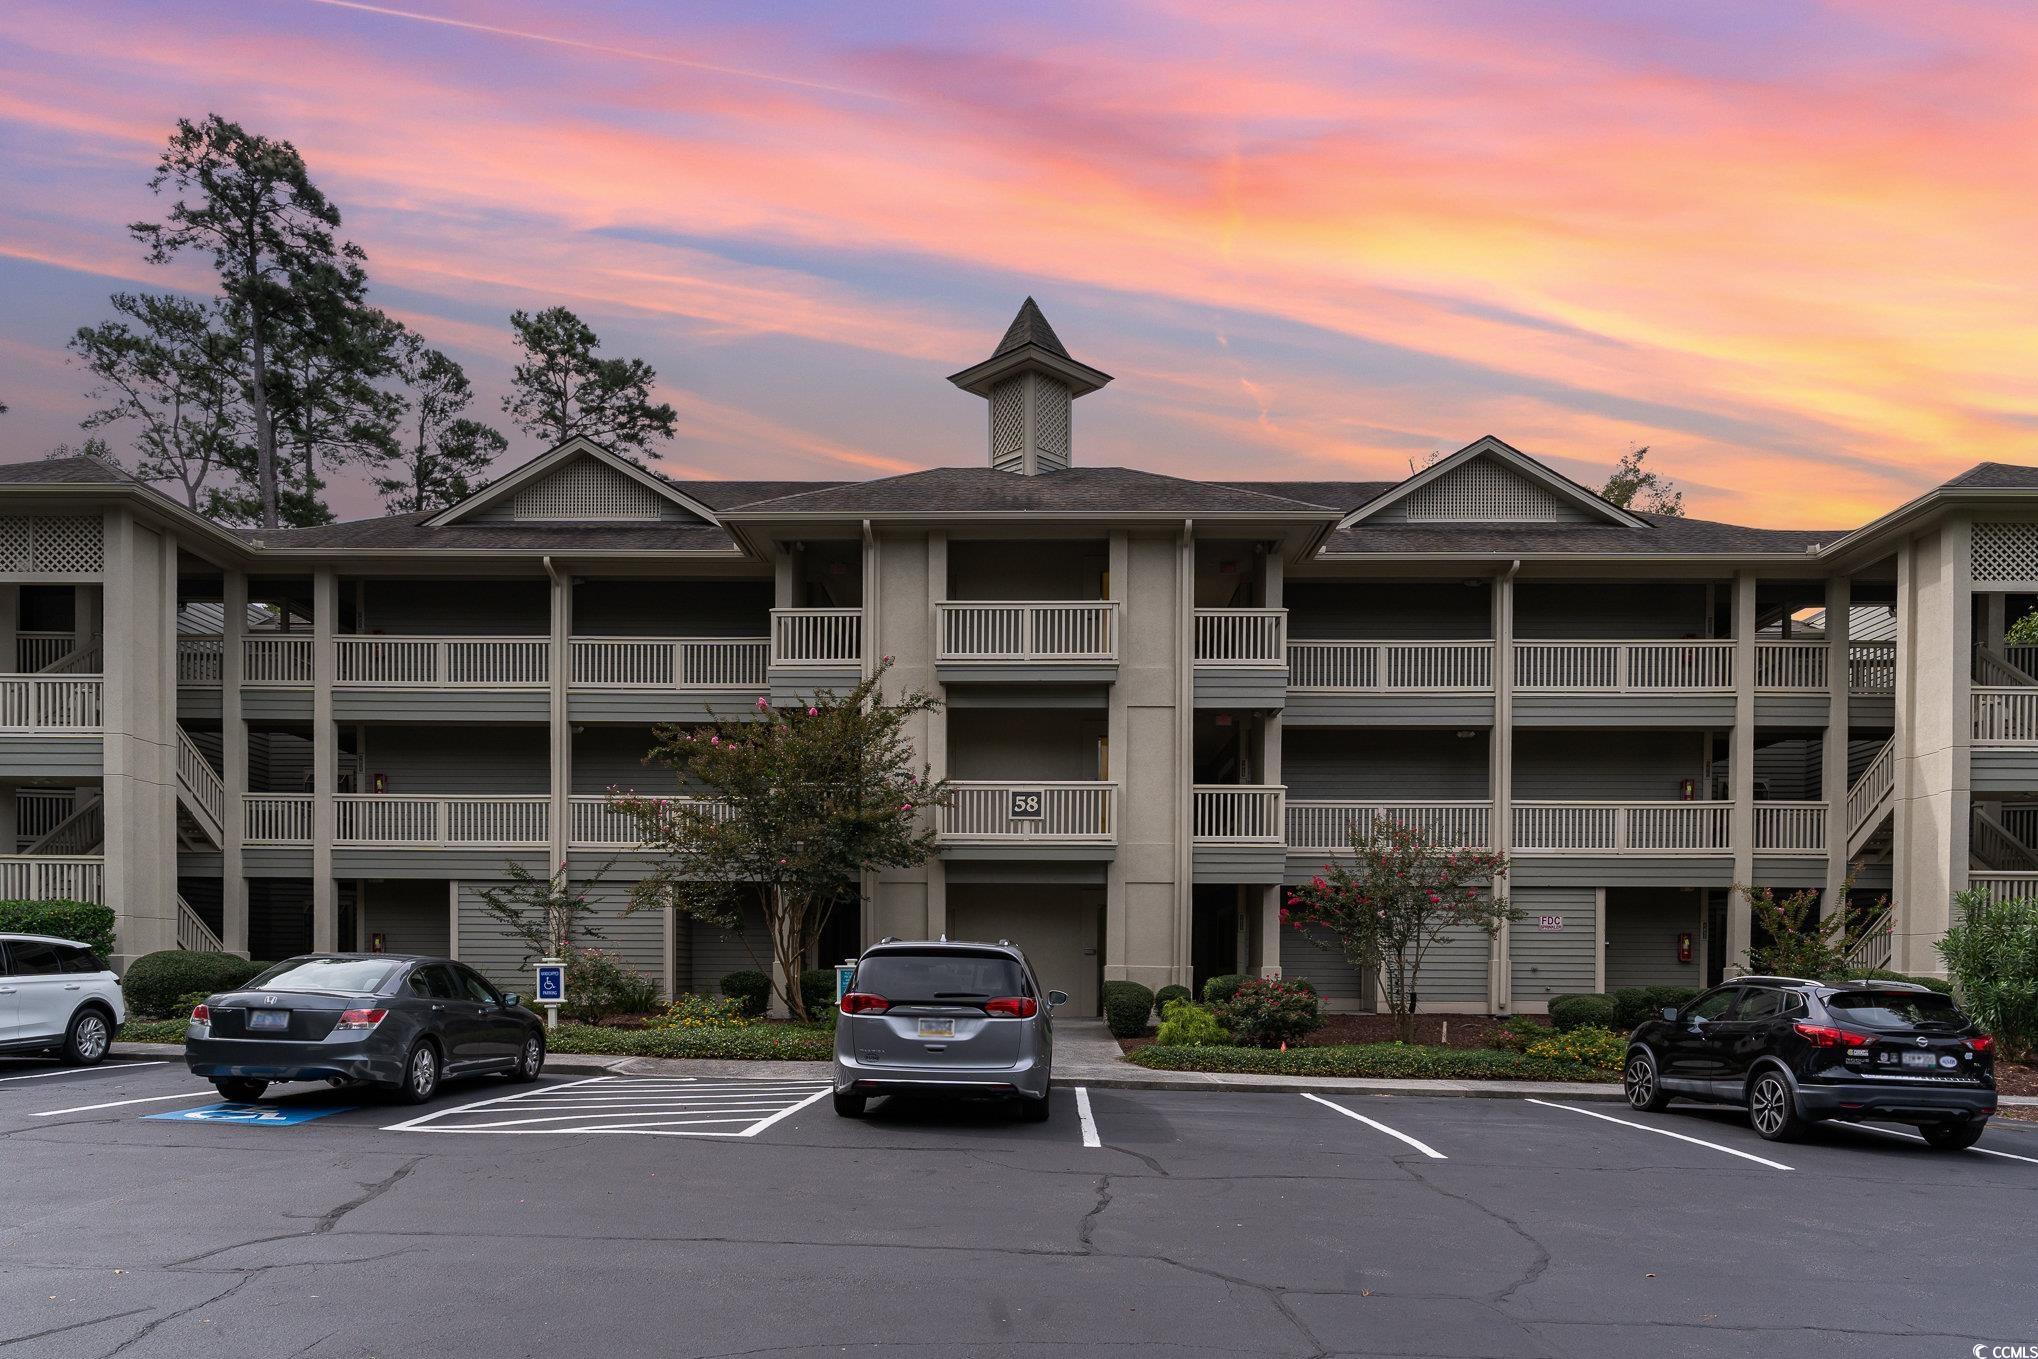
505,1032,544,1082
61,1008,111,1066
1623,1050,1670,1112
397,1041,441,1104
832,1090,867,1118
1922,1121,1985,1151
1747,1070,1805,1142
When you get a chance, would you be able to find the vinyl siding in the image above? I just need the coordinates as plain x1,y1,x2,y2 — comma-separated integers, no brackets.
1509,889,1597,1002
357,725,548,794
1513,729,1705,800
1514,583,1711,639
572,580,773,636
360,579,548,635
1282,729,1490,800
1278,919,1489,1008
362,879,451,955
455,878,669,996
1604,889,1704,990
947,541,1108,601
948,709,1107,781
1284,582,1491,641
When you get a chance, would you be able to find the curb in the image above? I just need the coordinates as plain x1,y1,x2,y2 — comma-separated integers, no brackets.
1057,1073,1628,1099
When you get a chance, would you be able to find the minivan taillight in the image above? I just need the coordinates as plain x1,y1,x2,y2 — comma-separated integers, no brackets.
189,1004,209,1024
335,1008,387,1031
1793,1021,1871,1048
840,992,890,1015
983,996,1038,1018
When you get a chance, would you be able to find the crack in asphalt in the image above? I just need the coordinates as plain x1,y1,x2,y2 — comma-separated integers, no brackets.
100,1274,256,1359
0,1306,154,1349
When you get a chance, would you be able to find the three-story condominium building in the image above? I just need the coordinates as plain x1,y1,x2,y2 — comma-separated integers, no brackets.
2,298,2030,1012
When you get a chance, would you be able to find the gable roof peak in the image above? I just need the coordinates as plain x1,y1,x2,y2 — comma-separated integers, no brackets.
993,297,1070,361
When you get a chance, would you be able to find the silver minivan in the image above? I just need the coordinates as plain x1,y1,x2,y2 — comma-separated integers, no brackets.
832,939,1065,1120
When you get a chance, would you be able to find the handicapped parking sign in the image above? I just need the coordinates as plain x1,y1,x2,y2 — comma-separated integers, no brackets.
145,1103,352,1126
535,962,566,1004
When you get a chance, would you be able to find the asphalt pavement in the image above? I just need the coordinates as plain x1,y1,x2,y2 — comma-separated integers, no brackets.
3,1052,2036,1358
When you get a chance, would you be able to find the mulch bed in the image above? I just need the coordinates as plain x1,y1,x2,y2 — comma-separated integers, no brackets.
1119,1010,1539,1055
1995,1060,2037,1098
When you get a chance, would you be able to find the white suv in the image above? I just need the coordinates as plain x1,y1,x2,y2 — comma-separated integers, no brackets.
0,934,125,1065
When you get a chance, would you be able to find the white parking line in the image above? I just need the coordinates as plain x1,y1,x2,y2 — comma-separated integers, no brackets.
1841,1123,2038,1165
35,1090,216,1116
1074,1086,1101,1148
1525,1098,1793,1171
0,1061,166,1085
383,1075,829,1137
1301,1093,1447,1159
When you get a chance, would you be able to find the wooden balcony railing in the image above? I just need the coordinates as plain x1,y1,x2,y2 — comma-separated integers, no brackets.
1513,801,1731,853
1285,801,1492,852
936,602,1119,662
1514,641,1733,692
1286,641,1492,691
15,631,77,672
1969,872,2038,905
1754,802,1827,853
335,636,548,687
1193,610,1287,667
243,794,312,844
0,675,102,732
770,608,862,667
178,635,224,685
568,794,732,848
1191,785,1285,842
335,795,549,846
1849,641,1896,695
938,781,1116,842
1753,641,1828,691
1973,687,2038,743
0,855,103,902
569,638,768,689
244,635,313,686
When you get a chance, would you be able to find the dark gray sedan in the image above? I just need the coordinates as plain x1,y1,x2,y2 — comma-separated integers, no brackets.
184,953,546,1103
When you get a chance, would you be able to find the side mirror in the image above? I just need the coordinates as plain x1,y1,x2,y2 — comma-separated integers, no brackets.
504,993,522,1008
1659,1006,1679,1021
1046,990,1070,1009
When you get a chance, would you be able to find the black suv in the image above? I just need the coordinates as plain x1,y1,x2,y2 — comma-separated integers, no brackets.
1623,976,1997,1147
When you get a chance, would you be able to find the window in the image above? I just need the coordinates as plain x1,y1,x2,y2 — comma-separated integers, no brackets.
58,944,106,974
452,965,501,1005
249,957,400,994
4,940,65,975
851,951,1029,1005
1827,991,1966,1030
1686,988,1740,1022
408,965,459,1000
1735,988,1787,1022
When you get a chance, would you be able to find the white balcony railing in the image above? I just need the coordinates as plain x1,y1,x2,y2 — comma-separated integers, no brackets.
1193,610,1288,667
178,635,224,685
1191,785,1285,842
1754,802,1827,853
243,794,313,844
771,609,863,667
0,675,102,732
936,602,1119,663
335,795,549,846
1514,641,1733,692
1285,801,1493,852
177,895,226,953
336,636,549,687
938,781,1116,842
568,794,733,848
244,635,313,686
1286,641,1492,691
0,855,103,902
15,790,74,851
1513,802,1731,854
15,632,76,672
1970,872,2038,905
569,637,768,690
177,727,227,829
1753,641,1828,691
1973,687,2038,743
1847,737,1897,840
1849,641,1896,695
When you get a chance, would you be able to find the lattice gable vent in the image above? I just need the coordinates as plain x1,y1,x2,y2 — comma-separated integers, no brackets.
497,458,692,523
1387,458,1594,523
1972,522,2038,582
0,516,104,573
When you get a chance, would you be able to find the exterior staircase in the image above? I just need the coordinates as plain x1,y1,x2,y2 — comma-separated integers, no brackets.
21,795,103,855
1844,735,1896,860
176,893,226,952
175,725,226,849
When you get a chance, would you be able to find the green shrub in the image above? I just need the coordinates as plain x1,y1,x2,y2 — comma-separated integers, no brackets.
121,951,268,1019
0,900,117,957
118,1019,191,1044
1154,999,1230,1047
1128,1042,1614,1082
548,1022,835,1061
1154,983,1193,1013
1490,1014,1549,1052
1201,973,1250,1005
1610,987,1651,1030
1526,1025,1627,1072
1641,984,1701,1016
1940,893,2038,1059
721,970,771,1017
1287,976,1318,997
562,948,661,1023
1212,977,1324,1048
172,989,214,1017
799,968,838,1018
648,993,752,1029
1103,980,1156,1038
1548,992,1618,1032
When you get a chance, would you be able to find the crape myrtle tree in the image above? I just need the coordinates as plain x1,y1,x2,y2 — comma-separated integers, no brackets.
1284,815,1512,1042
610,662,950,1020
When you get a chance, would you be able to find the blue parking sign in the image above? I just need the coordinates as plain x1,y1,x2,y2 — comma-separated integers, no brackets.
535,962,565,1004
145,1103,351,1126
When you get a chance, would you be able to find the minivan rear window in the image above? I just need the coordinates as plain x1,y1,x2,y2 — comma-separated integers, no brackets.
246,957,400,995
853,951,1027,1005
1826,991,1965,1030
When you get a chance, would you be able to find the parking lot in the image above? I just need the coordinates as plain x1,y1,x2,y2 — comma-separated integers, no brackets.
4,1054,2036,1358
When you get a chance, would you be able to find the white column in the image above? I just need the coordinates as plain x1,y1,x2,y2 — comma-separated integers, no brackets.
311,568,337,952
1489,568,1515,1012
548,567,570,872
99,510,178,963
1822,575,1851,914
1726,571,1758,973
221,569,249,955
1104,529,1131,982
1891,523,1971,974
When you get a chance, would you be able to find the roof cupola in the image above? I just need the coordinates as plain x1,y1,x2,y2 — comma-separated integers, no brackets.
947,298,1112,475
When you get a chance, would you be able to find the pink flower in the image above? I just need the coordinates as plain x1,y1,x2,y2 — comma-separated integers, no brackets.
901,803,913,812
807,707,818,717
709,734,719,745
756,696,769,710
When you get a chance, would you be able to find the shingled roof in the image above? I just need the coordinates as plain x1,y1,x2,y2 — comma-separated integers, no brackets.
0,455,141,485
1322,511,1838,557
993,297,1070,360
721,466,1338,517
1940,462,2038,490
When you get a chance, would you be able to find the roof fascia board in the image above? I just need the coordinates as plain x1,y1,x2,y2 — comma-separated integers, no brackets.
720,508,1337,524
423,437,724,527
1816,487,2038,566
0,481,256,566
1337,436,1648,530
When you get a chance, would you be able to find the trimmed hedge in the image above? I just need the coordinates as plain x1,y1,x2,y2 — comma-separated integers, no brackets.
0,900,115,957
121,951,270,1019
1154,984,1193,1014
799,968,837,1017
1548,992,1619,1032
1612,985,1701,1029
1201,973,1250,1006
720,970,771,1017
1128,1042,1614,1082
118,1019,191,1044
1103,980,1155,1038
547,1023,834,1061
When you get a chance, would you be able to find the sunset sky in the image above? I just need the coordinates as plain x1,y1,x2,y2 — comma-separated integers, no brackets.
3,1,2036,525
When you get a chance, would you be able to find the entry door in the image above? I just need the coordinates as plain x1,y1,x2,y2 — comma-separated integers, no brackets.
949,899,1100,1017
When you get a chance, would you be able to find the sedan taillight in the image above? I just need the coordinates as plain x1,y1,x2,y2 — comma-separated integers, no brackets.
839,993,890,1015
1793,1021,1872,1048
1970,1035,1995,1056
335,1008,387,1031
189,1004,209,1024
983,996,1038,1018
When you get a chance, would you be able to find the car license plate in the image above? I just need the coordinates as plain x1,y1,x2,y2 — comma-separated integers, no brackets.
248,1009,290,1032
1901,1050,1935,1069
916,1018,955,1039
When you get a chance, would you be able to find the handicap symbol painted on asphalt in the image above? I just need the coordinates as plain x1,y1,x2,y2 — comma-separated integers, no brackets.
144,1102,353,1126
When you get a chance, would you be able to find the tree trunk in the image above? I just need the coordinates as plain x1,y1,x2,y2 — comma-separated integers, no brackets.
766,888,806,1020
247,309,278,530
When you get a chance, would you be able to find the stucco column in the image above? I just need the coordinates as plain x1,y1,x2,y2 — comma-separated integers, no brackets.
1892,523,1970,974
547,565,570,873
221,569,249,955
99,509,178,964
1725,571,1758,974
1489,567,1516,1012
1821,575,1852,915
311,568,337,952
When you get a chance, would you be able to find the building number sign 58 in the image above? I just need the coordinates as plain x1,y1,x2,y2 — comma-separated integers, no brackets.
1009,789,1044,821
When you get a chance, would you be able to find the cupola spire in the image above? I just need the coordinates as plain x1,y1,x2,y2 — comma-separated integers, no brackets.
947,298,1112,475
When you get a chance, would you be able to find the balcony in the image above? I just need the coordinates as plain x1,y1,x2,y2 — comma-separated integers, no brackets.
1285,641,1493,727
1192,783,1287,884
770,608,862,668
935,602,1119,680
1973,688,2038,743
178,635,224,685
244,635,313,686
0,854,103,902
1514,641,1732,726
1970,871,2038,904
1754,802,1827,854
1192,609,1288,708
569,638,767,689
1512,802,1730,854
337,636,548,687
568,794,729,849
0,675,102,733
1285,800,1493,853
243,793,548,847
937,780,1117,851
